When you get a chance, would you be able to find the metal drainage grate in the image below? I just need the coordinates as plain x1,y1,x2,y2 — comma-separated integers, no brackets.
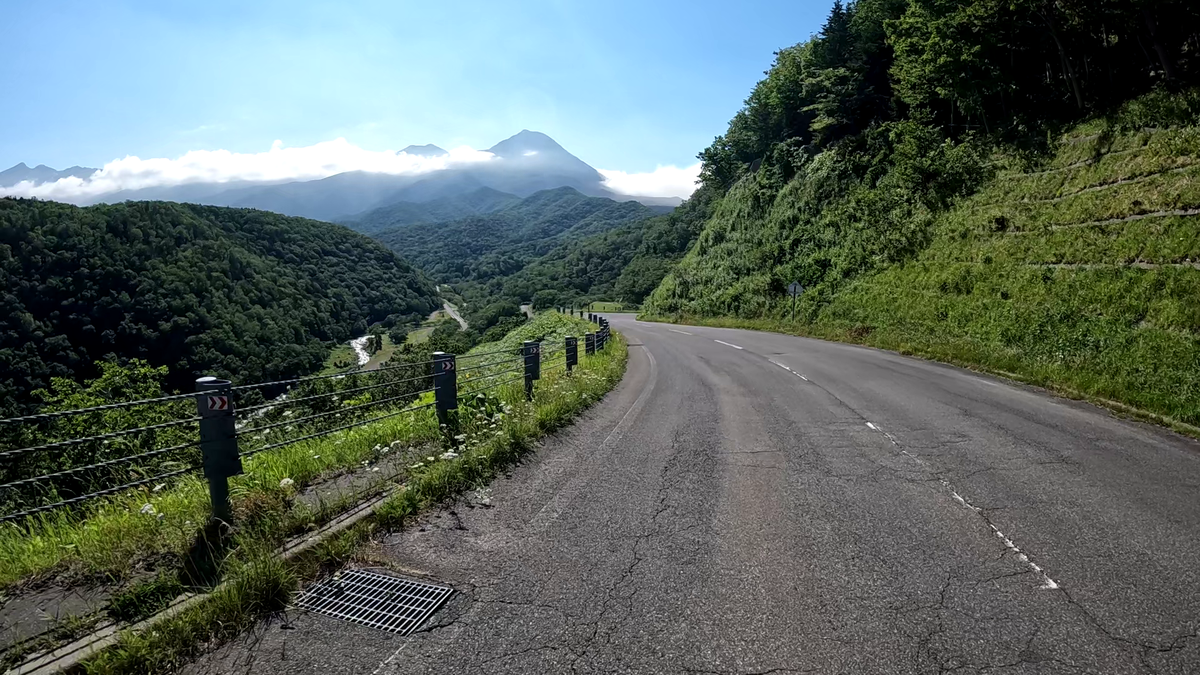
296,569,453,635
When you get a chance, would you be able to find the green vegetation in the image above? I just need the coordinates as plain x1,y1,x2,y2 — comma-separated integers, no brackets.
69,314,626,675
644,0,1200,427
371,187,670,331
339,187,521,235
496,191,714,310
0,199,439,417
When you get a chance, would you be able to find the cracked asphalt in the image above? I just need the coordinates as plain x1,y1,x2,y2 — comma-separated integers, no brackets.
183,315,1200,674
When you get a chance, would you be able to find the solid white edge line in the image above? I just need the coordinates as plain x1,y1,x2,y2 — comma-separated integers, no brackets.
713,339,743,350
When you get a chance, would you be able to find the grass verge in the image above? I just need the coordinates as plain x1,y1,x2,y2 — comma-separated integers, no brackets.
72,326,626,674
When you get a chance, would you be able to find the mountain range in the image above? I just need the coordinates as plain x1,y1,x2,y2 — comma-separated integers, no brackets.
0,131,681,222
0,162,98,186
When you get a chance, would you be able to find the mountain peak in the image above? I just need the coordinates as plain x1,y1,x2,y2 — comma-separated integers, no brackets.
399,144,447,158
486,130,572,159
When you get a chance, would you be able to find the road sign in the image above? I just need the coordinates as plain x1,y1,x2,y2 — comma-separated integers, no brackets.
441,360,455,371
207,395,229,411
787,281,804,323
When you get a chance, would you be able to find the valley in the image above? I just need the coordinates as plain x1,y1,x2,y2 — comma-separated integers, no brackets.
2,0,1199,671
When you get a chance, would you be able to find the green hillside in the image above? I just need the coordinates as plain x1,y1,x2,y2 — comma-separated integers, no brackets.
814,124,1200,424
644,0,1200,427
494,189,714,307
372,187,663,329
339,187,521,235
0,199,439,415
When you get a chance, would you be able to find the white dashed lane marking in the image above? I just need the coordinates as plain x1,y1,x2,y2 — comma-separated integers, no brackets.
713,339,744,350
669,329,694,335
863,421,1060,590
770,359,810,382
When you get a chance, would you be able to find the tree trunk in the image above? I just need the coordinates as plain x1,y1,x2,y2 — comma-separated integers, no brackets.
1038,8,1084,110
1142,9,1177,81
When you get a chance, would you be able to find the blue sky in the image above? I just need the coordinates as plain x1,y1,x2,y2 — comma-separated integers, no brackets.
1,0,830,195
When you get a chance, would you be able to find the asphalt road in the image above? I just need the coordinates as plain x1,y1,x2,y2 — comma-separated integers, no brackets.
184,315,1200,674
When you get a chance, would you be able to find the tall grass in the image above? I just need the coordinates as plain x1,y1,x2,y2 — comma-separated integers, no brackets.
78,328,627,675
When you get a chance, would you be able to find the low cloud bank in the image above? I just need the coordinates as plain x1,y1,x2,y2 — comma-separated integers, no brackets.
0,139,701,201
0,139,494,201
598,163,700,199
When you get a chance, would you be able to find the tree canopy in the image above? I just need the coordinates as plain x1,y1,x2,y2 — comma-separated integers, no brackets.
0,198,439,415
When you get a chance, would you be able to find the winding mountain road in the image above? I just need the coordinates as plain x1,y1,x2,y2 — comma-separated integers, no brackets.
185,314,1200,675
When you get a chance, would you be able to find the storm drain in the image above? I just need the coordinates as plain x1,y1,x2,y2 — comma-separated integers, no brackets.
296,569,453,634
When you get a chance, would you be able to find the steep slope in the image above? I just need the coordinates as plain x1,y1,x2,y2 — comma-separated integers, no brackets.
0,199,439,415
496,189,712,305
813,124,1200,424
372,187,658,284
649,120,1200,426
339,187,521,235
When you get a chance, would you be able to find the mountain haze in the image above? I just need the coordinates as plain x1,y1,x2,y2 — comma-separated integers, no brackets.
16,131,681,221
0,163,97,187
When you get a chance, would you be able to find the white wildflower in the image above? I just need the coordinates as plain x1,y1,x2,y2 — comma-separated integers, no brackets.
312,454,320,459
371,467,381,472
410,462,425,469
279,478,295,489
440,451,459,460
426,456,436,462
152,484,166,492
453,434,466,442
139,503,156,516
157,513,165,522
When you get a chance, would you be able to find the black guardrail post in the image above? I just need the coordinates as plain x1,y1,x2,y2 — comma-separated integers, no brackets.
523,340,541,401
433,352,457,426
585,332,595,355
566,336,578,372
196,377,243,523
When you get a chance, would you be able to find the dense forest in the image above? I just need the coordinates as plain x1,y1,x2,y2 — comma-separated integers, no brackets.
494,188,716,309
0,199,439,416
371,187,669,330
646,0,1200,316
339,187,521,235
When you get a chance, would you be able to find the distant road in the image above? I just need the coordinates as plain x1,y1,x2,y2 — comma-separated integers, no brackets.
184,314,1200,674
442,302,468,330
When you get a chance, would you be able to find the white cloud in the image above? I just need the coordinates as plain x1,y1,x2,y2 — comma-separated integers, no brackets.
0,138,496,202
599,163,700,199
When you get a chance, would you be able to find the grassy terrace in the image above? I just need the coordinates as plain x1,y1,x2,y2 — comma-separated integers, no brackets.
645,123,1200,430
1,312,625,672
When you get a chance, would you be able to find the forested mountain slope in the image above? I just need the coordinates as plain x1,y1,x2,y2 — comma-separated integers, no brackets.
0,199,439,415
372,187,662,284
367,186,686,331
339,187,521,235
644,0,1200,426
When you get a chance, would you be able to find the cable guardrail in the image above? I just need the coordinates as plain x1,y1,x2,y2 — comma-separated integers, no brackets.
0,314,615,526
237,387,436,437
229,358,440,392
0,416,200,460
0,440,201,491
0,391,203,426
237,372,435,416
238,400,438,460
